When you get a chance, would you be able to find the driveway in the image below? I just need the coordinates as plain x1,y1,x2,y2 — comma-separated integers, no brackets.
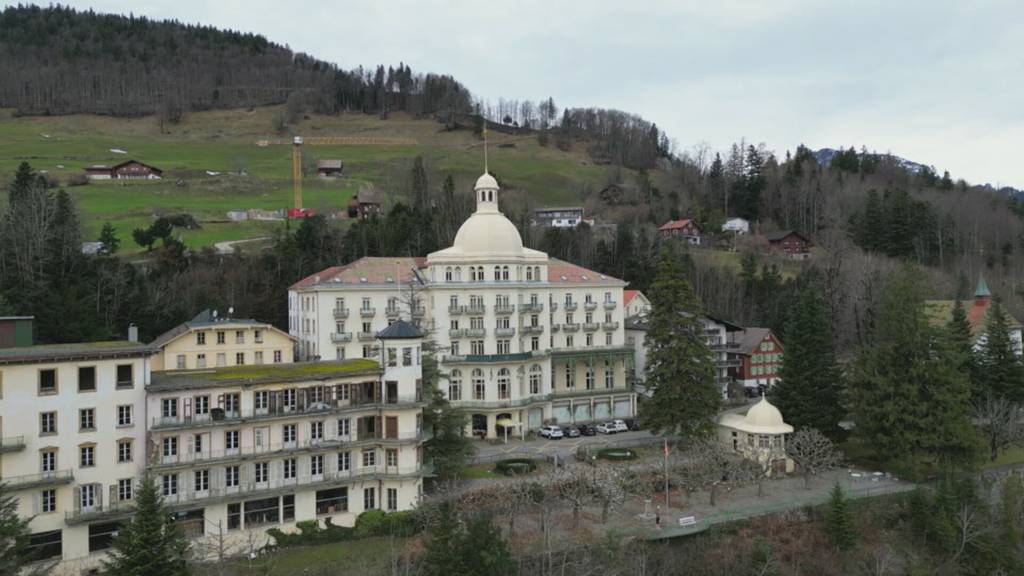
472,430,664,464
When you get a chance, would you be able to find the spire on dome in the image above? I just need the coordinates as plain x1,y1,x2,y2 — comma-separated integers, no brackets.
975,274,992,301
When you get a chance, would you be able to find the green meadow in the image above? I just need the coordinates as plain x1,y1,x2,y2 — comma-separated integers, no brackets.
0,106,612,251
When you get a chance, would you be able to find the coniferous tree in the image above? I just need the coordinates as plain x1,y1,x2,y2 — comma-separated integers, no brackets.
978,300,1024,402
0,482,31,574
421,501,467,576
771,284,844,438
99,221,120,255
640,248,719,438
102,478,190,576
459,513,512,576
825,482,857,550
421,337,473,479
948,299,981,398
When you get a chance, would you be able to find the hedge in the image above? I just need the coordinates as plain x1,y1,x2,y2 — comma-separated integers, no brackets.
494,458,538,476
595,448,638,461
267,510,419,549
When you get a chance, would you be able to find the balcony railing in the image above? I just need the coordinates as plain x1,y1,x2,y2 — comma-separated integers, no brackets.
357,332,376,342
151,395,424,430
520,302,544,313
602,322,620,331
464,305,486,315
562,323,581,332
333,308,350,318
551,324,560,332
330,332,353,343
494,304,515,315
453,394,553,409
494,327,516,337
449,329,467,338
563,302,578,311
550,302,559,311
2,469,73,490
385,307,400,318
443,351,546,364
584,302,598,311
448,305,463,315
360,308,376,317
603,301,617,310
464,328,486,338
582,322,600,331
152,432,425,468
522,325,544,335
0,436,25,453
412,307,426,317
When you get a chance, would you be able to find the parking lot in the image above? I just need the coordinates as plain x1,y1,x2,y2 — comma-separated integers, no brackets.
472,429,665,464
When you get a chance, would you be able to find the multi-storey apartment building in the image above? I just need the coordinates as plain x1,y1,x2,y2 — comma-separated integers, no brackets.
150,309,296,371
0,316,425,574
290,172,636,438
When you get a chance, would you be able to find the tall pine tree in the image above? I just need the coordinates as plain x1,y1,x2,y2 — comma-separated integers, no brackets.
640,248,719,438
771,283,844,438
978,300,1024,402
102,478,190,576
0,482,31,574
825,482,857,550
947,299,981,399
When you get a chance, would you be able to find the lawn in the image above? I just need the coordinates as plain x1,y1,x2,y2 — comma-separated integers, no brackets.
458,464,505,480
983,445,1024,470
0,106,615,251
227,536,412,576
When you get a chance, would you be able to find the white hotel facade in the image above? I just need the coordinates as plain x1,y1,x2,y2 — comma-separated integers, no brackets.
290,172,637,438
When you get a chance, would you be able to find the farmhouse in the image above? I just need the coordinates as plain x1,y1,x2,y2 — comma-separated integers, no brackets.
84,160,163,180
765,230,810,259
728,327,784,393
347,185,382,220
658,219,702,245
533,207,590,228
317,159,344,178
722,217,750,235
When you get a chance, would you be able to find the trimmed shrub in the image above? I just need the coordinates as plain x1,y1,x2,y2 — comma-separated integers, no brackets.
595,448,638,461
494,458,538,476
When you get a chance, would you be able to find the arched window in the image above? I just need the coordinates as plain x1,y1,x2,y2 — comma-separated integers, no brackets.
477,267,484,281
534,266,541,282
472,369,485,400
529,364,543,395
604,360,614,389
488,191,493,202
445,267,452,282
502,266,509,281
449,370,462,401
497,368,510,399
494,266,501,281
455,267,462,281
526,267,533,281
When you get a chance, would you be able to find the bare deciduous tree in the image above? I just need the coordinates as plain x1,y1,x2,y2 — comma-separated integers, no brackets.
786,428,841,489
974,394,1024,462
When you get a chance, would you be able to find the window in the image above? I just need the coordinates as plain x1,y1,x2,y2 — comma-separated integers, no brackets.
531,336,540,352
79,408,95,431
364,487,376,511
338,451,351,472
311,421,324,441
362,449,376,468
254,391,269,413
605,361,614,389
311,454,324,476
118,479,132,501
448,370,462,401
216,353,226,367
566,364,575,388
386,449,398,467
40,412,57,435
403,347,412,366
38,369,57,395
40,449,56,473
193,433,204,454
283,494,295,522
80,483,98,509
451,341,460,356
606,332,613,345
274,350,283,363
387,488,398,511
526,267,533,281
197,353,207,368
471,340,485,355
235,330,245,344
117,405,133,426
283,389,297,411
78,366,96,392
284,458,297,479
566,313,574,324
497,368,510,399
361,297,371,311
472,369,485,400
497,339,510,354
226,466,239,488
196,332,206,345
195,469,210,492
283,424,297,444
234,352,245,365
255,462,269,484
567,335,574,347
585,367,594,390
255,329,263,343
530,365,542,394
225,430,239,451
116,364,133,388
337,418,351,438
224,393,240,415
176,355,186,369
79,445,95,467
118,440,132,463
41,489,56,513
26,530,62,561
317,487,348,514
162,474,178,496
163,437,178,458
216,331,226,344
255,351,264,364
387,348,397,367
162,398,178,419
586,333,593,347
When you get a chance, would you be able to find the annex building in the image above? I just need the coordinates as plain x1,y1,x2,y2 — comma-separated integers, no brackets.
290,172,637,439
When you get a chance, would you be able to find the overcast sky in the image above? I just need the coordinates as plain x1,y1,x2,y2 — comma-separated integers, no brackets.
55,0,1024,187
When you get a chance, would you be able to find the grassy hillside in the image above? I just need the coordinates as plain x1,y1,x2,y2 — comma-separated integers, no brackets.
0,106,614,251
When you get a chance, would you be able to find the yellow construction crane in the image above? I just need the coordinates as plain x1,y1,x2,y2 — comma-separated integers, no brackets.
256,135,418,216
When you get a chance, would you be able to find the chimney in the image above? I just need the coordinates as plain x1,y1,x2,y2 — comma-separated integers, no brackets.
128,324,139,343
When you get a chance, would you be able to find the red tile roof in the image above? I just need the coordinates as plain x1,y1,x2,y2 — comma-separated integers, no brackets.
290,257,426,289
658,219,696,232
547,258,623,284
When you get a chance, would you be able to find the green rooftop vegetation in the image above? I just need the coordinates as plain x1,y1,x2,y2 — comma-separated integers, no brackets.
203,358,379,381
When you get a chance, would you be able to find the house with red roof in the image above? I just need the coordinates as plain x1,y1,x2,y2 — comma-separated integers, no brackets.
658,219,702,245
727,327,784,393
925,275,1023,355
623,290,650,318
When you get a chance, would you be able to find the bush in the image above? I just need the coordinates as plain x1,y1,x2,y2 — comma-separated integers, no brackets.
595,448,637,461
354,509,420,538
267,518,355,548
494,458,538,476
66,173,89,187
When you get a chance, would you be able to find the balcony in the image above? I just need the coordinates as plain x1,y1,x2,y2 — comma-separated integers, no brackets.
464,305,486,315
449,328,467,338
603,301,617,310
550,302,559,312
452,393,554,409
333,307,350,318
357,331,376,342
151,395,424,430
551,324,561,332
0,436,25,453
359,307,376,317
412,306,426,317
494,327,516,337
562,323,581,332
563,302,578,311
330,332,353,343
2,470,73,490
584,302,598,311
602,322,620,331
443,351,546,364
582,323,600,331
522,325,544,335
464,328,486,338
448,305,463,315
385,307,400,318
494,304,515,315
520,302,544,313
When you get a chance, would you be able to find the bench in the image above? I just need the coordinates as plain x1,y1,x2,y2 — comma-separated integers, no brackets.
678,516,697,527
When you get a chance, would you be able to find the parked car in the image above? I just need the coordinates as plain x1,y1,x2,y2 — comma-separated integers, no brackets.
539,425,564,439
623,418,641,431
562,426,581,438
576,424,596,436
610,419,629,433
596,421,618,434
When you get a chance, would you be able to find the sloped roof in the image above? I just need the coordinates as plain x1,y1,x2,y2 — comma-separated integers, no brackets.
765,230,808,243
733,327,774,355
658,219,698,232
624,290,640,307
290,257,426,290
924,298,1022,340
150,309,293,349
317,159,343,169
547,258,624,285
0,340,154,364
377,320,423,340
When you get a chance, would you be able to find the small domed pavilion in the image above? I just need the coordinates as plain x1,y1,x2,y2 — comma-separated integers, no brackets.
717,396,794,476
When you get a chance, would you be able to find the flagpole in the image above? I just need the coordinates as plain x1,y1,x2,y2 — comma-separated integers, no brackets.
664,437,670,515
